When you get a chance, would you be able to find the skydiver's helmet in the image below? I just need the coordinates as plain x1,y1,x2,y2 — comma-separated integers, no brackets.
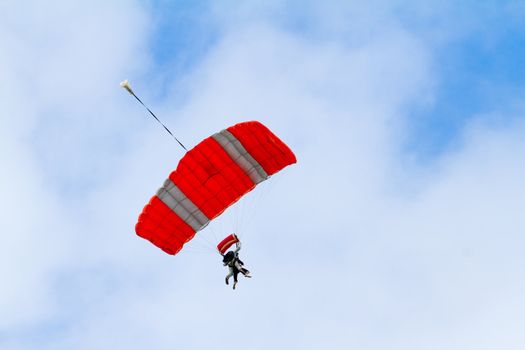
222,251,235,264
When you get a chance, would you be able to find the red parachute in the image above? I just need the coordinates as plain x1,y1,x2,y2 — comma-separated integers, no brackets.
135,121,296,255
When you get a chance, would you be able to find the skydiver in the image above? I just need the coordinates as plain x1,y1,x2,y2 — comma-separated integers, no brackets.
223,241,251,290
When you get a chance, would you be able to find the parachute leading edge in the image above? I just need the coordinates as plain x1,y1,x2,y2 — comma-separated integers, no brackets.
135,120,297,255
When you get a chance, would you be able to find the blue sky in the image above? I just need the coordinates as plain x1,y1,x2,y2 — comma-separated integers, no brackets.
1,1,525,349
145,1,525,156
405,3,525,156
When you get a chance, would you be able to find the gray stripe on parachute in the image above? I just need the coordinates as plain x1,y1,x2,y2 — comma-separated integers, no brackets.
156,179,210,232
212,129,269,184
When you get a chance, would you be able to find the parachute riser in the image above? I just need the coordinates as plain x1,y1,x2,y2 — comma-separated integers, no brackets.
120,80,188,152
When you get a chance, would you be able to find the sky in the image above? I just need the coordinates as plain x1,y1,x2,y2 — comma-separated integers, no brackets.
1,1,525,349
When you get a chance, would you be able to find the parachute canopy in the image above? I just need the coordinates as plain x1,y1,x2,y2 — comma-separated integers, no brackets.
217,233,240,255
135,120,296,255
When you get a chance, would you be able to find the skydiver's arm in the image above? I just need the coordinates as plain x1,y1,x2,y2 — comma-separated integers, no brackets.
234,242,241,253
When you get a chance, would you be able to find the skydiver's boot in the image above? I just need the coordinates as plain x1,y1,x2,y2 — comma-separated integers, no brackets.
233,281,237,290
225,277,229,285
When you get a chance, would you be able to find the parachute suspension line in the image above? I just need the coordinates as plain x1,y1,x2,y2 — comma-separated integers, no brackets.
207,219,220,247
199,230,219,252
185,232,217,254
120,80,188,152
236,178,274,241
180,244,213,255
205,224,224,256
234,192,249,238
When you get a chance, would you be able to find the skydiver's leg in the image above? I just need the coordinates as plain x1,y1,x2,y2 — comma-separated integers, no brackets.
235,261,251,277
241,268,251,278
233,269,239,289
234,261,247,272
225,267,234,285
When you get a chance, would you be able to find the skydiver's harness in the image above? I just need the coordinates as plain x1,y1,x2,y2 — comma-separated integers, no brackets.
223,251,244,269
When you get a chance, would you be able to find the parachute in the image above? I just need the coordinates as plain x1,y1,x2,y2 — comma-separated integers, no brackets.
217,233,240,255
135,120,296,255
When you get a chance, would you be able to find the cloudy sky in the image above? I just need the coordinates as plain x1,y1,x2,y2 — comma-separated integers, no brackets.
1,1,525,349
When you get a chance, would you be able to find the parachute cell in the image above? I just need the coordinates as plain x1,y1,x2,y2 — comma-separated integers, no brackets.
135,121,296,255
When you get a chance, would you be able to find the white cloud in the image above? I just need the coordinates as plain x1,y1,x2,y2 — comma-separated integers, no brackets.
0,0,149,333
